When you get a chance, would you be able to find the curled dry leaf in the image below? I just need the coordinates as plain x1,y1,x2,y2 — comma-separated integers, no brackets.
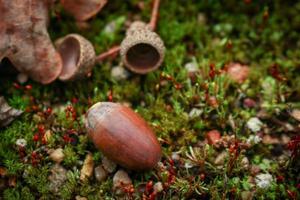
60,0,108,22
80,153,94,181
0,97,23,127
0,0,62,84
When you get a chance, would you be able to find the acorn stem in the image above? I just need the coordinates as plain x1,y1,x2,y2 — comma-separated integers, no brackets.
95,0,161,63
148,0,161,31
95,46,120,63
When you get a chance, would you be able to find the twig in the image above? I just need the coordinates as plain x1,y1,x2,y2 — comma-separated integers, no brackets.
148,0,160,31
95,45,120,62
95,0,161,63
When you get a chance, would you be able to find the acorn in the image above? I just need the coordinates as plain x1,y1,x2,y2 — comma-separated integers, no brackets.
85,102,161,171
56,34,96,81
120,21,165,74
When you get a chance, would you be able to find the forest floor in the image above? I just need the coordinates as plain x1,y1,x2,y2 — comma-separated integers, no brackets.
0,0,300,199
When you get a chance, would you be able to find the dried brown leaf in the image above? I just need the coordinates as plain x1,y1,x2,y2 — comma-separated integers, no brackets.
0,0,62,84
0,97,23,127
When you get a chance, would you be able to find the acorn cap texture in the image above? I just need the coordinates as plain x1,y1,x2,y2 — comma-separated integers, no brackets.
56,34,95,81
120,22,165,74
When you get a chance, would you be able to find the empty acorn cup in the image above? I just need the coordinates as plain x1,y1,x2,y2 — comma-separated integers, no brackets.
60,0,108,22
56,34,96,81
120,21,165,74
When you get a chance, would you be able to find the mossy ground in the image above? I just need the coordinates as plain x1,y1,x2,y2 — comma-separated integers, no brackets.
1,0,300,199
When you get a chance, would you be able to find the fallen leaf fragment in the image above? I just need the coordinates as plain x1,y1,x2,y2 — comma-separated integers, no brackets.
0,97,23,127
0,0,62,84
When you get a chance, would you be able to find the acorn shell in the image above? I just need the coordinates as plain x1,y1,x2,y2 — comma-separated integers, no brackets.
56,34,95,81
120,21,165,74
85,102,162,171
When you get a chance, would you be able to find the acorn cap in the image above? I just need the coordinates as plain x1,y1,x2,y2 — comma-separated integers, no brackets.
120,22,165,74
56,34,96,81
60,0,108,22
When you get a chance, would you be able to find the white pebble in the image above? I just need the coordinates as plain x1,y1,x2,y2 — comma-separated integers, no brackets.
184,62,198,73
246,135,262,145
111,65,130,80
153,182,163,193
247,117,263,132
16,138,27,147
255,173,274,189
188,108,202,119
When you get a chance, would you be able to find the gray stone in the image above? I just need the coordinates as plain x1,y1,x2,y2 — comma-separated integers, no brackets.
111,65,130,80
102,156,117,173
94,165,107,182
48,164,67,193
113,170,132,195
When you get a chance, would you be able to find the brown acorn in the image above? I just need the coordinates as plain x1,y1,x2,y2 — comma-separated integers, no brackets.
60,0,108,22
120,21,165,74
56,34,96,81
85,102,161,171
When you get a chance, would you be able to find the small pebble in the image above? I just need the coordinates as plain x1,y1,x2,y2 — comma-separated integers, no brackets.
206,130,221,145
185,62,198,73
188,108,202,119
214,151,228,165
290,109,300,121
80,153,94,181
103,21,117,34
241,157,250,170
17,73,28,84
153,182,164,193
262,135,279,145
75,196,87,200
111,65,130,80
226,63,249,84
243,98,256,108
48,164,67,193
197,13,207,25
250,165,261,176
49,148,64,163
16,138,27,147
255,173,274,189
94,165,108,182
247,117,263,132
113,170,132,194
184,161,194,169
102,156,117,173
171,152,180,161
246,135,262,145
241,191,254,200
